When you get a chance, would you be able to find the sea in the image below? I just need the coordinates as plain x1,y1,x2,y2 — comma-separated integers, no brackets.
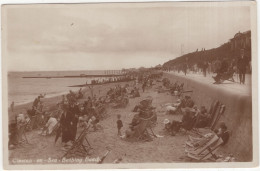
8,70,122,106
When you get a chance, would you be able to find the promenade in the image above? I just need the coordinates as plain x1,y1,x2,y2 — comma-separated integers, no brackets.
166,71,251,96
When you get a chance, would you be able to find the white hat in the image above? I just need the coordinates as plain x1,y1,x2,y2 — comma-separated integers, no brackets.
166,106,176,112
163,119,170,125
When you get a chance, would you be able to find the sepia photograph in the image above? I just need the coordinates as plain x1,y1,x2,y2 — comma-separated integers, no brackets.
1,0,258,169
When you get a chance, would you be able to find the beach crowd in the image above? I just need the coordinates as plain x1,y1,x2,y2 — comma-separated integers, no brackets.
8,69,231,162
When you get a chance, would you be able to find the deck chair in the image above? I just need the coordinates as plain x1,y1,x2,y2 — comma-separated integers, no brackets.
191,100,221,132
132,115,157,141
186,131,230,161
131,120,149,140
187,137,223,161
186,134,219,153
209,101,220,116
96,104,108,119
45,121,60,136
207,100,220,126
213,70,235,84
210,104,226,130
61,126,92,159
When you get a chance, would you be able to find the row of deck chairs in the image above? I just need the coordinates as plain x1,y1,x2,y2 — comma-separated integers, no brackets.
12,112,62,147
178,100,226,133
184,100,229,161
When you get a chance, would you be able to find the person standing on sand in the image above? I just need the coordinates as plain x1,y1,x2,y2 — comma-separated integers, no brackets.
60,104,74,146
70,102,80,141
10,101,14,112
116,114,123,136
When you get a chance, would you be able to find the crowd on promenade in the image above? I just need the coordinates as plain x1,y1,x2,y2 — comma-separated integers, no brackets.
164,49,251,84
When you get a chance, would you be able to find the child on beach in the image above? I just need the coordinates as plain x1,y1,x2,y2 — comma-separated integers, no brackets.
116,114,123,136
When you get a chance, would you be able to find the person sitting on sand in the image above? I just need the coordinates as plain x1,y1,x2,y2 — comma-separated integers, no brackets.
130,87,140,98
90,115,99,131
180,96,188,108
163,119,182,136
185,96,195,108
181,96,194,108
181,108,197,131
193,106,210,128
164,99,181,114
86,104,100,131
214,122,229,145
40,114,58,136
33,96,41,108
16,113,28,129
134,90,141,98
78,114,89,127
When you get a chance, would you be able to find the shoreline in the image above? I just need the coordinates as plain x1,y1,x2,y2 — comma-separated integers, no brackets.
8,81,135,123
8,91,70,107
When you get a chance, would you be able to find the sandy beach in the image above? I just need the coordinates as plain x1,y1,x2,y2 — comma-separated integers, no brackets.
3,2,256,169
8,78,234,164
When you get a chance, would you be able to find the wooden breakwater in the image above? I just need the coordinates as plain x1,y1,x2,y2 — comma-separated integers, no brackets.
23,74,126,79
22,70,126,79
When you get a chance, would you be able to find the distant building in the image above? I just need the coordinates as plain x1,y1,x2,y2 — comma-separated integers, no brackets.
230,31,251,51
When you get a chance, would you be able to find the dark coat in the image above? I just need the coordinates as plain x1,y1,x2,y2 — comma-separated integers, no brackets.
237,55,248,70
60,111,74,143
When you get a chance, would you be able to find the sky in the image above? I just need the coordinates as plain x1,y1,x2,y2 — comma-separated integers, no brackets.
3,2,251,71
